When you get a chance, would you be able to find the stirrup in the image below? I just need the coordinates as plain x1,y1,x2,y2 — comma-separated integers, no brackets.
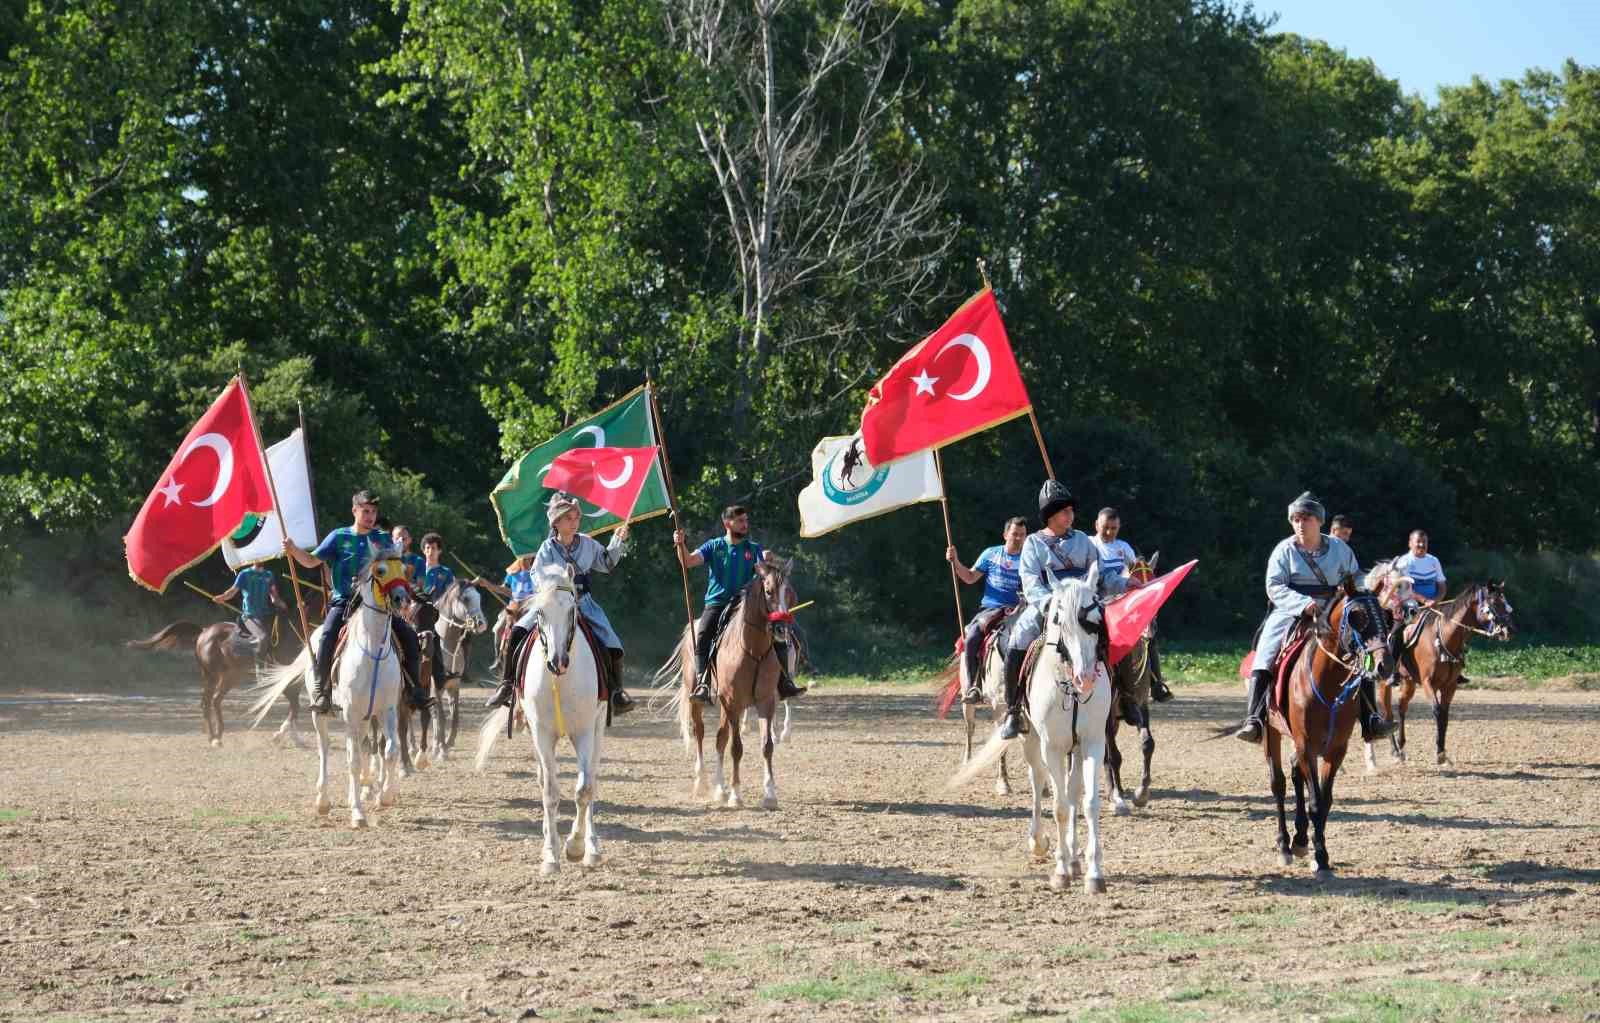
777,675,806,700
1363,715,1397,741
610,689,636,715
1234,719,1263,743
1150,678,1174,703
486,681,516,710
961,684,984,705
997,709,1026,740
690,679,714,705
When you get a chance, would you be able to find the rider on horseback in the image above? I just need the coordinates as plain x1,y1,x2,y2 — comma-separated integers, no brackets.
997,481,1130,741
1234,492,1396,744
1090,507,1173,704
946,517,1027,705
282,490,433,715
392,525,427,593
418,532,456,598
214,563,287,658
1384,528,1452,685
487,493,637,717
675,504,805,706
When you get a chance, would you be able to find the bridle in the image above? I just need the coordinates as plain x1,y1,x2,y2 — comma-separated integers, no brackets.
529,579,578,674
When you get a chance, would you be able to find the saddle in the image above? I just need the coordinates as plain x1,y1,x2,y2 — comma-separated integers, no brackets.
974,607,1017,665
1237,622,1312,714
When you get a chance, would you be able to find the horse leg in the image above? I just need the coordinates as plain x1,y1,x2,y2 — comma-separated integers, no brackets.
1312,755,1340,878
1393,680,1413,763
711,711,731,805
1267,730,1291,867
759,709,779,810
726,706,745,809
1078,736,1106,895
1052,739,1079,891
379,705,401,808
1134,703,1154,808
690,702,709,800
1289,744,1310,859
1299,750,1331,877
534,722,562,876
777,698,792,745
1433,684,1454,767
312,708,332,817
1020,732,1051,864
1104,709,1129,817
961,702,976,762
566,723,599,865
446,686,461,751
346,712,368,829
397,700,416,777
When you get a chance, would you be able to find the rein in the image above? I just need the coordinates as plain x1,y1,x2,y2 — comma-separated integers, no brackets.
1302,594,1378,755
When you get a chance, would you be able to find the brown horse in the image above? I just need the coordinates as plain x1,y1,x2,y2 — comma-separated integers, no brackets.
659,559,792,808
1261,582,1390,878
1365,582,1514,771
128,619,304,747
1105,555,1160,815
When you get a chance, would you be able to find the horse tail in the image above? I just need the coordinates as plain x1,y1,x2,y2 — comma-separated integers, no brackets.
945,729,1014,791
648,624,692,714
931,651,962,719
247,648,312,729
475,706,511,773
126,621,205,652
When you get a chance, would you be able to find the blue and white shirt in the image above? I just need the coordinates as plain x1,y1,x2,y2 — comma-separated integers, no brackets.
1090,537,1138,584
972,545,1023,610
1394,552,1446,600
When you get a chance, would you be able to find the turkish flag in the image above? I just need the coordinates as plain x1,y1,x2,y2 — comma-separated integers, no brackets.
1103,560,1197,667
859,289,1033,464
126,378,274,593
541,446,661,521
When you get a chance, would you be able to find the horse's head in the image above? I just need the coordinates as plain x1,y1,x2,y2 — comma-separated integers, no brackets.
1128,551,1158,588
1363,560,1415,614
360,547,412,613
451,581,489,634
1329,590,1390,676
1476,581,1516,641
528,565,579,674
1045,559,1102,691
753,556,792,617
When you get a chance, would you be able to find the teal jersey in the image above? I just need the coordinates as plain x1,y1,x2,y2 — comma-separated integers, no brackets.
695,536,765,608
234,566,276,619
401,552,426,590
312,527,395,601
422,564,456,598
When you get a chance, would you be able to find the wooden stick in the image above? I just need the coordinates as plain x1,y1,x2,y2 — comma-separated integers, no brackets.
449,552,509,607
238,373,315,655
183,579,238,614
933,448,966,638
787,600,815,614
1026,408,1056,481
647,378,698,633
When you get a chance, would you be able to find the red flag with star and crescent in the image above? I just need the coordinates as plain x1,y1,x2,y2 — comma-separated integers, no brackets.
541,445,662,521
859,289,1033,465
125,378,274,593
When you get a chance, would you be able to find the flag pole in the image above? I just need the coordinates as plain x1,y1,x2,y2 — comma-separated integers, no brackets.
933,448,965,639
976,257,1055,482
184,580,240,615
293,401,329,619
646,377,697,634
239,373,315,657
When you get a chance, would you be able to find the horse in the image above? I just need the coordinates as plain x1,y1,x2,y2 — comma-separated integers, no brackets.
950,562,1114,894
1105,554,1160,815
1365,581,1514,772
249,552,413,827
1256,578,1391,878
430,580,488,754
657,558,792,809
127,616,305,748
475,566,605,874
742,576,804,744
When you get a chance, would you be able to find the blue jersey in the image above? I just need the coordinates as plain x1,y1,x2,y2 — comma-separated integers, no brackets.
234,566,277,619
312,527,396,601
696,537,765,608
972,545,1023,610
422,564,456,598
1395,552,1446,600
504,570,535,602
400,552,426,590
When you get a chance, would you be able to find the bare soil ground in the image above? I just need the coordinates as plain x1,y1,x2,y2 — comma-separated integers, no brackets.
3,676,1598,1022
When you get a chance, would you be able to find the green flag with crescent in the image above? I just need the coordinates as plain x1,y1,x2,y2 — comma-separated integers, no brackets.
491,385,671,554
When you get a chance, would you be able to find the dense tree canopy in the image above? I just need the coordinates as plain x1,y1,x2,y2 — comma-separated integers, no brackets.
3,0,1595,639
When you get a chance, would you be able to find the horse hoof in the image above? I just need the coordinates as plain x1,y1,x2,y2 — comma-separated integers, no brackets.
209,738,222,748
710,785,725,803
582,851,602,868
725,792,742,809
1069,857,1083,880
1113,800,1131,818
399,764,414,779
1292,843,1309,860
314,799,331,817
1049,872,1067,892
1277,850,1293,868
1085,876,1107,895
1132,788,1150,809
994,778,1012,797
1313,867,1334,882
351,817,367,830
540,860,559,877
1437,754,1453,768
379,793,397,809
565,842,583,863
415,754,430,772
761,795,779,811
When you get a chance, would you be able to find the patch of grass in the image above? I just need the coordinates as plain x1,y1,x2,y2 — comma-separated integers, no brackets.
350,993,460,1014
0,808,30,823
191,807,292,828
1077,1002,1205,1023
1232,906,1300,929
759,962,903,1005
1128,928,1257,952
700,950,741,971
1319,977,1499,1023
1051,944,1112,962
1332,941,1408,964
197,994,262,1010
1493,940,1600,982
915,969,987,999
828,919,881,938
1438,928,1512,953
548,1005,714,1023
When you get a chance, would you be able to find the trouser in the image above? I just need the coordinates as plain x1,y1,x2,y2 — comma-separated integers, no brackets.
962,607,1008,688
693,603,728,681
238,614,269,644
1251,608,1304,673
1004,603,1046,656
316,598,421,692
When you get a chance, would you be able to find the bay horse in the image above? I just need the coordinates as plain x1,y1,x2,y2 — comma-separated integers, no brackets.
1365,581,1514,772
1259,579,1391,878
128,617,305,747
475,566,605,873
951,562,1114,894
250,551,412,827
1105,554,1159,815
658,558,792,809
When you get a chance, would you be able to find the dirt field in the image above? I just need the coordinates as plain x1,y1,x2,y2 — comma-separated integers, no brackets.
3,676,1598,1022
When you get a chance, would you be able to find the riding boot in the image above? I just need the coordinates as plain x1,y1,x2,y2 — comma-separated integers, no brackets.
774,641,806,701
961,638,985,704
996,647,1029,740
310,661,334,715
1234,668,1271,743
1359,674,1397,742
690,650,715,706
1384,619,1405,687
607,649,635,716
487,626,529,709
1147,641,1174,703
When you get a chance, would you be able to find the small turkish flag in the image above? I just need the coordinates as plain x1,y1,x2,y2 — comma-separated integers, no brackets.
541,446,661,521
125,378,274,593
859,289,1033,464
1104,560,1197,667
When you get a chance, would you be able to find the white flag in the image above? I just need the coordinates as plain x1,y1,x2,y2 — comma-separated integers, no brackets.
221,428,318,570
798,432,943,538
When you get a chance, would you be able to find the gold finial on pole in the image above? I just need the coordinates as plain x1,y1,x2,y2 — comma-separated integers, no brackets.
976,257,992,291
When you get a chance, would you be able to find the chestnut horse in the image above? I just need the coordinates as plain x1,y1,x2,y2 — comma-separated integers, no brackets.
1261,581,1391,878
1365,582,1514,771
128,619,304,747
658,559,792,809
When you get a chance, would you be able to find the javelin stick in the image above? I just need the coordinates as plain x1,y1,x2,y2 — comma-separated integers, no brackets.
647,378,697,639
238,373,315,657
449,552,509,608
184,580,240,614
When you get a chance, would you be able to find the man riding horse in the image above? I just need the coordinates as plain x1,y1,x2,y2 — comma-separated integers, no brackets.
487,493,637,717
282,490,433,715
1089,506,1173,704
213,562,287,660
946,516,1027,705
675,504,804,706
996,481,1131,741
1234,492,1397,744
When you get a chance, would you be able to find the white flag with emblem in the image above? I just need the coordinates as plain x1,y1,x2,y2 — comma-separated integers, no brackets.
798,432,943,538
221,429,319,570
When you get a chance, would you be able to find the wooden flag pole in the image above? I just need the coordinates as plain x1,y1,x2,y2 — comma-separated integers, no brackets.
1027,409,1056,481
294,402,326,618
238,373,315,656
933,448,966,639
646,377,698,634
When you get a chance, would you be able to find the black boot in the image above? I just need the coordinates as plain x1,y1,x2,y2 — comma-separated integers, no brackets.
996,647,1029,740
775,641,806,701
961,638,985,704
607,649,635,716
1147,639,1174,703
310,661,334,715
1235,668,1270,743
690,649,715,705
1359,674,1397,742
488,626,528,709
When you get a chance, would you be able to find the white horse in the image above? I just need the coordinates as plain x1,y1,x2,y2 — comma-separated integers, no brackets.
950,562,1113,894
250,552,411,828
476,566,604,875
425,580,488,761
